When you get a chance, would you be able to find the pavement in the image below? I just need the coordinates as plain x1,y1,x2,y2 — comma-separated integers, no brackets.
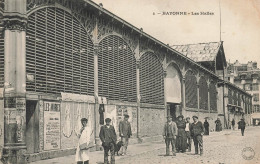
30,128,238,164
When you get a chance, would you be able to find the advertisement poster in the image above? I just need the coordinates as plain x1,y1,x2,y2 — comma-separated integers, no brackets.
44,102,61,150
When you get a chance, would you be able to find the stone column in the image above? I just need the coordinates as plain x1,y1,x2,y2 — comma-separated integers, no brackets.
163,70,167,118
3,0,27,163
136,59,141,138
197,84,200,110
182,78,186,109
92,18,101,149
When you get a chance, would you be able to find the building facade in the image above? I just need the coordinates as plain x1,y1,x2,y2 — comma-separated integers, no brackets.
227,60,260,125
0,0,252,163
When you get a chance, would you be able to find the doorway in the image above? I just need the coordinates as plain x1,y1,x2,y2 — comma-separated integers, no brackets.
167,103,180,122
26,100,39,153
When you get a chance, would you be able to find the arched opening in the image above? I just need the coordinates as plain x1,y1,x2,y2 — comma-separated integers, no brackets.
199,76,208,110
26,7,94,95
140,51,164,105
98,35,136,102
185,71,198,109
165,63,182,120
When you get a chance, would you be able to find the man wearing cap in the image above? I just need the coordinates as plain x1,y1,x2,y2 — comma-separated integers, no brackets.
99,118,117,164
119,114,132,156
190,116,205,156
163,116,178,156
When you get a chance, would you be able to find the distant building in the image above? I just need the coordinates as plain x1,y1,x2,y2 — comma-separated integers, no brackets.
227,60,260,126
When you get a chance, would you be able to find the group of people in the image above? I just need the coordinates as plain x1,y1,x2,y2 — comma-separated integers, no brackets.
163,115,205,156
75,113,247,164
75,114,132,164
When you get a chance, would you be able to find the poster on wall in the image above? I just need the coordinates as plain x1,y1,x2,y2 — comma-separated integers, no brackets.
44,102,61,150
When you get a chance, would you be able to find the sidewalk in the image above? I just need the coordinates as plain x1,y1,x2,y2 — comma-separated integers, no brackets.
30,129,240,164
30,140,165,164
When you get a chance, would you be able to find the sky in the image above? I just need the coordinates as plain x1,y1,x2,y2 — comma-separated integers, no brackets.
91,0,260,66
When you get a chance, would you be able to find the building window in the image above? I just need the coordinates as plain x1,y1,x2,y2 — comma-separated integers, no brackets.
244,84,252,91
255,105,260,113
252,83,259,91
185,71,198,109
253,94,259,102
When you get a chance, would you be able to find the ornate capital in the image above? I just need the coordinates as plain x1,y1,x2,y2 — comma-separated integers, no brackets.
3,13,27,31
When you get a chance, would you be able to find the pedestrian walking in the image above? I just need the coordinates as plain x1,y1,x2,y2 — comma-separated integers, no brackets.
215,118,222,132
232,118,235,130
119,114,132,156
185,117,192,152
190,116,205,156
204,119,209,135
99,118,117,164
176,115,187,153
163,116,177,156
75,118,91,164
238,118,246,136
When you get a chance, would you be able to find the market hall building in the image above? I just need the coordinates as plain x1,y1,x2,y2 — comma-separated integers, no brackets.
0,0,252,163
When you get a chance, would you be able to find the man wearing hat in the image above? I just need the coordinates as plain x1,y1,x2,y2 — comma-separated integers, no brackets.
238,118,246,136
190,116,205,156
163,115,178,156
176,115,187,153
119,114,132,155
99,118,117,164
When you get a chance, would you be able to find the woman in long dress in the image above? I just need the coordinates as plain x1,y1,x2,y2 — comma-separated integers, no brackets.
75,118,91,164
204,119,209,135
176,115,187,153
215,118,222,132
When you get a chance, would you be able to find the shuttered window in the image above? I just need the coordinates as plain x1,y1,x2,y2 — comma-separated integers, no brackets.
140,52,164,105
199,77,208,110
185,71,197,108
209,82,217,111
98,35,136,102
26,7,94,95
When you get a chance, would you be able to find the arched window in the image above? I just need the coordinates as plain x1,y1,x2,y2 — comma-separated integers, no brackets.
185,71,197,108
26,7,94,95
199,77,208,110
140,52,164,105
98,35,136,102
209,82,217,111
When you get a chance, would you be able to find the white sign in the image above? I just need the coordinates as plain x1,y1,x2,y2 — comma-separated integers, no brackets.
44,102,61,150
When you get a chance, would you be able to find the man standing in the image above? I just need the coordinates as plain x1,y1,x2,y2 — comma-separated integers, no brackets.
119,114,132,156
238,118,246,136
99,118,117,164
190,116,205,156
163,116,177,156
185,117,192,152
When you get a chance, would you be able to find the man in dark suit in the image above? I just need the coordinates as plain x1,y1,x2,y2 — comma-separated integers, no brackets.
238,118,246,136
190,116,205,156
119,114,132,156
162,116,178,156
99,118,117,164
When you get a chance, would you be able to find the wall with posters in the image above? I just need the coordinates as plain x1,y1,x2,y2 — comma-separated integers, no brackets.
103,105,137,138
60,102,95,150
43,102,61,150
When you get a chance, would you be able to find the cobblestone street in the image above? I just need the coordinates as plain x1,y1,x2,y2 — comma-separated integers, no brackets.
31,126,260,164
117,126,260,164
